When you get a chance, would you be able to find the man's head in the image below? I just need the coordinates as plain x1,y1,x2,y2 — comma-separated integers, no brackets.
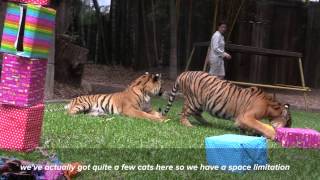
217,21,227,34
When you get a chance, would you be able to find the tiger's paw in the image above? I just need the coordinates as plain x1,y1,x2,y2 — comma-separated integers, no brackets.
180,119,193,127
159,118,171,123
265,124,276,140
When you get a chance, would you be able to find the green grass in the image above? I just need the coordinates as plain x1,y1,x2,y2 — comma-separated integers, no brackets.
1,98,320,179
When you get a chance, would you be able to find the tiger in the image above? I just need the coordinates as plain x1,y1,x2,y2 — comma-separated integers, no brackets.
65,72,166,122
161,71,292,139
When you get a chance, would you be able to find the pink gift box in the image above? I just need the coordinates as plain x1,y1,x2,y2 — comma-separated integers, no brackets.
0,103,45,152
8,0,51,6
0,54,47,107
275,128,320,149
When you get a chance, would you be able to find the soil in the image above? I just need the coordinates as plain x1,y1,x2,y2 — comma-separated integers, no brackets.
49,64,320,112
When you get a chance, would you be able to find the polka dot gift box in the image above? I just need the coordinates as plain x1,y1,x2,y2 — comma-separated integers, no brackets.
275,128,320,149
8,0,51,6
0,103,44,151
0,53,47,107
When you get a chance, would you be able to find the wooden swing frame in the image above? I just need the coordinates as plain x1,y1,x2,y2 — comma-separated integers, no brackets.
185,42,311,110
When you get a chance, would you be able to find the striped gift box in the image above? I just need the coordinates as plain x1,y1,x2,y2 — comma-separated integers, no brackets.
8,0,51,6
18,4,56,59
0,3,22,54
0,3,56,59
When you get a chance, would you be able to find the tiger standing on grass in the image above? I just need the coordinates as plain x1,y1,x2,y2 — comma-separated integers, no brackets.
162,71,292,139
65,72,166,122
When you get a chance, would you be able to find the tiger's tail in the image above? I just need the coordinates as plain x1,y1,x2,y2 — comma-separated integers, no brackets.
162,78,180,115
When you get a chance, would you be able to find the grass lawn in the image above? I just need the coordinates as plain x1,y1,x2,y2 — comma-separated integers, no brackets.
1,98,320,179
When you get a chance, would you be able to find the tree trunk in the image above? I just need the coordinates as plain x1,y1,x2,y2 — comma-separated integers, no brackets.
176,0,181,28
151,0,159,66
141,0,152,67
204,0,220,71
94,29,100,64
185,0,193,60
212,0,219,33
169,0,178,79
79,0,86,47
110,0,118,65
92,0,108,63
131,0,139,67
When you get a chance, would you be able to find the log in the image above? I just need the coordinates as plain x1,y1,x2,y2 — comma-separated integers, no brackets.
55,35,89,86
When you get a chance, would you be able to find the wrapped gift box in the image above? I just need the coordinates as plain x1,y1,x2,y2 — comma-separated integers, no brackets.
0,3,56,59
0,3,22,54
205,134,267,173
20,4,56,59
8,0,51,6
0,103,45,152
0,54,47,107
275,128,320,149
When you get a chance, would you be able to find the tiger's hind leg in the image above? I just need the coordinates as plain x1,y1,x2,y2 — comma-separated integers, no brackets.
68,104,90,115
180,103,198,127
193,113,211,126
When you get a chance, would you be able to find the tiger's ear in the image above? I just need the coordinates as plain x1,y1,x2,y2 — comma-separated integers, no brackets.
153,73,161,81
284,104,290,109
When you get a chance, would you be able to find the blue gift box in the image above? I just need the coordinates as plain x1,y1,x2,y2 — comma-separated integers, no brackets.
205,134,268,173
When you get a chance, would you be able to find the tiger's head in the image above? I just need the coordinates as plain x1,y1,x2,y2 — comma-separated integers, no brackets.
270,104,292,128
129,72,163,96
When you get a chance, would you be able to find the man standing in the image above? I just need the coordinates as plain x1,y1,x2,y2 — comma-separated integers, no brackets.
208,22,232,79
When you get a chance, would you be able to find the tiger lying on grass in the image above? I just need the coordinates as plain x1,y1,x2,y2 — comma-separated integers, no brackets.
162,71,292,139
65,72,166,122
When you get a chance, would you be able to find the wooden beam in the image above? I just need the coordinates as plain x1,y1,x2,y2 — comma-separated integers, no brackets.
226,44,303,58
192,42,303,58
230,81,311,92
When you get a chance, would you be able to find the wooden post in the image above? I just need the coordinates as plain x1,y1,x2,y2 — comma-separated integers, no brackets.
203,47,210,72
298,58,308,111
45,28,55,99
185,46,195,71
